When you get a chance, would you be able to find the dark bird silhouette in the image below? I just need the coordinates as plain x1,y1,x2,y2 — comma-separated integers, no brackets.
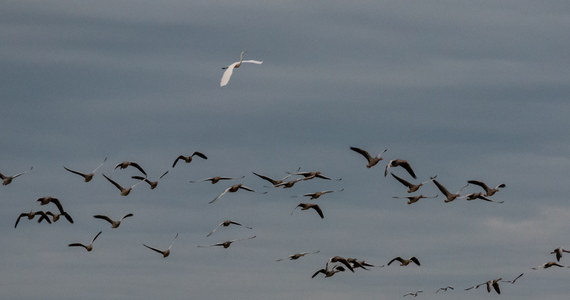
349,147,388,168
311,263,346,278
463,192,504,203
465,278,502,294
114,161,147,176
206,219,253,237
14,211,51,228
532,261,565,270
384,159,416,179
132,171,169,189
328,256,356,272
102,174,142,196
467,180,506,197
403,291,423,297
387,256,420,266
291,203,324,219
293,189,344,200
68,231,102,252
190,175,244,184
288,171,341,181
435,286,454,293
142,233,178,258
551,247,570,262
172,152,207,168
93,213,134,228
197,235,256,249
393,194,438,205
63,157,107,182
37,197,73,223
391,173,436,193
1,166,33,185
45,211,74,224
432,179,468,203
276,250,320,261
252,172,293,187
209,184,260,204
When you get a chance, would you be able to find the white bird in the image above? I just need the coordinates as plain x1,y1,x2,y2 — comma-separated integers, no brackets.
220,51,263,87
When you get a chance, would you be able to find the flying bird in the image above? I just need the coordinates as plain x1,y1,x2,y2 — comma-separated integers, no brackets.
102,174,142,196
291,203,324,219
63,157,107,182
403,291,423,297
311,262,346,278
467,180,506,197
328,256,356,272
190,175,244,184
293,189,344,200
132,171,169,189
14,211,52,228
252,172,293,187
37,197,73,223
1,166,33,186
393,194,438,205
384,159,416,179
143,233,179,258
502,273,524,284
114,161,147,176
197,235,256,249
390,173,436,193
349,147,388,168
432,179,468,203
206,219,253,237
93,213,134,228
209,184,260,204
220,51,263,87
288,171,341,181
387,256,420,266
465,278,502,294
275,250,320,261
172,152,208,168
45,211,74,223
435,286,454,293
551,247,570,262
68,231,102,252
531,261,565,270
463,192,504,203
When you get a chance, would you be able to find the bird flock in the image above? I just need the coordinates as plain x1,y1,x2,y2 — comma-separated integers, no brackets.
4,52,569,298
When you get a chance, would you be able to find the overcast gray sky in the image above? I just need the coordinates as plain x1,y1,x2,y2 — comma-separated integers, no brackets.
2,1,570,299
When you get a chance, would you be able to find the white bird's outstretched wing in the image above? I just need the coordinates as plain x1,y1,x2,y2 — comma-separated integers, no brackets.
241,60,263,64
220,62,239,87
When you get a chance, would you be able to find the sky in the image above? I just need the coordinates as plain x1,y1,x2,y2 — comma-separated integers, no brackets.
2,0,570,299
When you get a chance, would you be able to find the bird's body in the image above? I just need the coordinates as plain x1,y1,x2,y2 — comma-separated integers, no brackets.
37,197,73,223
463,192,503,203
435,286,454,293
45,211,74,224
68,231,102,252
172,152,207,168
220,51,263,87
349,147,388,168
94,213,133,228
329,256,356,272
252,172,292,187
292,203,324,219
63,157,107,182
466,278,502,294
403,291,423,297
